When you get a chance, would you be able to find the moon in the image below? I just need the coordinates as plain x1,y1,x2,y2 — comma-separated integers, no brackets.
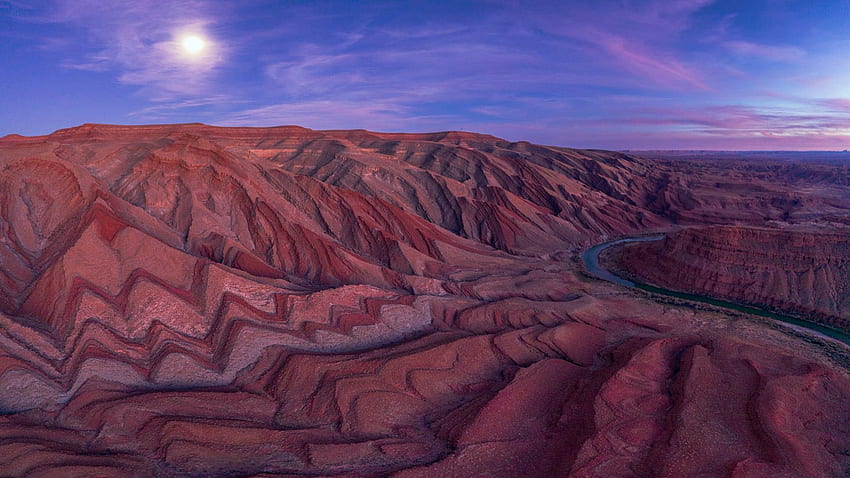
181,35,206,55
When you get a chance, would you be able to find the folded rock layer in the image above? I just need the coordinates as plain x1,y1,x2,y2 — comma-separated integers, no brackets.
0,124,848,477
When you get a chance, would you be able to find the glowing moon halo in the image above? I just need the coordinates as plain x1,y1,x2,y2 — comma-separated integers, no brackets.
181,35,206,55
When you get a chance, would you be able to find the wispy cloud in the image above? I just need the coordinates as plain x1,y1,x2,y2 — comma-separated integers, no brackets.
5,0,848,148
818,98,850,112
215,99,461,133
601,101,850,148
208,0,847,148
722,41,805,62
509,0,715,91
42,0,228,100
581,29,710,90
217,19,568,131
126,95,249,123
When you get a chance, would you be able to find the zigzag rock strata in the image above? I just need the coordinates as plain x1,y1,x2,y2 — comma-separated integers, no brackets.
0,124,848,477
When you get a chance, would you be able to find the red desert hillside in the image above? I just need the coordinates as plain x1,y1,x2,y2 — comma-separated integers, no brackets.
0,123,848,477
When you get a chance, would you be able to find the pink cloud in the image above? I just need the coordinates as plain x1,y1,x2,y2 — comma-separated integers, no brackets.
820,98,850,111
596,33,710,90
605,102,850,149
519,1,714,92
722,41,805,62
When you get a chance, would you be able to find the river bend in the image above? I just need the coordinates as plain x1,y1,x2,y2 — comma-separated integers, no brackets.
582,235,850,347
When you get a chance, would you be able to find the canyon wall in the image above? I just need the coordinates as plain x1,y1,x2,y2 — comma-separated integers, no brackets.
608,226,850,331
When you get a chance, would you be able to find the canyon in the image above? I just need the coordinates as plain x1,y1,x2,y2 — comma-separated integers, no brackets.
604,226,850,332
0,123,848,477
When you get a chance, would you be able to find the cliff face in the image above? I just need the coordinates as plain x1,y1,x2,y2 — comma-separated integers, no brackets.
609,226,850,330
0,124,849,477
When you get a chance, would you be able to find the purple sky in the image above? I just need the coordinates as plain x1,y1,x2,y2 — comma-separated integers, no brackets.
2,0,850,150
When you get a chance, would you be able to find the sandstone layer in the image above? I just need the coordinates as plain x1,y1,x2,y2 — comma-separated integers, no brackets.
605,226,850,331
0,124,848,477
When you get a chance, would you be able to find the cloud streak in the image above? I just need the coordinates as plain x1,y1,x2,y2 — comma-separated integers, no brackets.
4,0,850,149
722,41,805,62
44,0,228,100
587,30,710,90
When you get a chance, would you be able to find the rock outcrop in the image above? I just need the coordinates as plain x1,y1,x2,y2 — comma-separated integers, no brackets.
607,226,850,331
0,124,848,477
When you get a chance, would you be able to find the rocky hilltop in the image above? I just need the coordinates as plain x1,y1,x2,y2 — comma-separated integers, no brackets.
0,124,848,477
605,226,850,331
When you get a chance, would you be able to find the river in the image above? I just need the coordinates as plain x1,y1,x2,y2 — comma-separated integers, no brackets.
582,235,850,347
